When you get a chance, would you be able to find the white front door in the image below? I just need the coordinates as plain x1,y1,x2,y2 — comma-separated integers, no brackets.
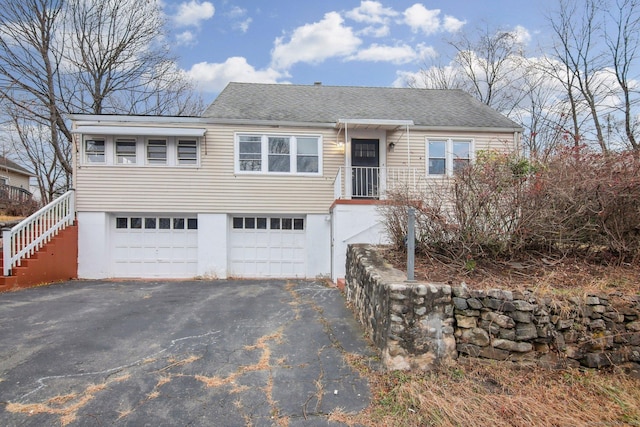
111,215,198,278
229,215,306,278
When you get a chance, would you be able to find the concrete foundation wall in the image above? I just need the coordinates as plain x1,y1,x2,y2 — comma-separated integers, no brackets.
331,203,388,281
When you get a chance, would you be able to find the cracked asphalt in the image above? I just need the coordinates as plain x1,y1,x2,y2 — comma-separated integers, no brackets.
0,280,374,426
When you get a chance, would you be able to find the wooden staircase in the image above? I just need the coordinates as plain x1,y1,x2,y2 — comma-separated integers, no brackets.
0,224,77,292
1,190,77,293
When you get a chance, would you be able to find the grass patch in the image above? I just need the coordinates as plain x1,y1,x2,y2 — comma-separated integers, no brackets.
333,358,640,426
0,215,25,222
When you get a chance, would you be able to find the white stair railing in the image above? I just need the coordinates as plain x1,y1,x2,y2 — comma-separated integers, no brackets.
333,168,343,199
2,190,75,276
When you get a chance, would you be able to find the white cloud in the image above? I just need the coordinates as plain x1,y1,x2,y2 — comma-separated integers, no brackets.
443,15,465,32
359,24,391,37
271,12,361,70
404,4,441,35
185,57,284,93
512,25,531,45
393,70,422,87
402,4,466,35
174,0,215,28
226,6,252,32
346,1,398,24
348,43,419,65
176,30,196,46
346,1,399,38
226,6,246,19
416,43,438,60
234,18,252,33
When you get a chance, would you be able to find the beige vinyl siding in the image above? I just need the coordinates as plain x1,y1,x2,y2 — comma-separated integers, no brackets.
0,170,30,190
382,129,517,198
385,129,517,170
75,124,344,214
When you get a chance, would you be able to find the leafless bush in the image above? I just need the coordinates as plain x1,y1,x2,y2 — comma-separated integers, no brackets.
380,148,640,264
1,197,40,217
526,147,640,261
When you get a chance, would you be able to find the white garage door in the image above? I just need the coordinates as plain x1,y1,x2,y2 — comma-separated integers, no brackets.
229,216,306,278
112,215,198,278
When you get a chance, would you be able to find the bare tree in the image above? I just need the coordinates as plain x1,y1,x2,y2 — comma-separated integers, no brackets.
404,59,465,90
548,0,612,152
3,102,70,202
511,59,575,159
61,0,201,116
446,24,530,115
0,0,203,201
0,0,71,176
605,0,640,149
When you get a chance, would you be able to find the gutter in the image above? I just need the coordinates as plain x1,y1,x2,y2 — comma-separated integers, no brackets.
67,114,524,134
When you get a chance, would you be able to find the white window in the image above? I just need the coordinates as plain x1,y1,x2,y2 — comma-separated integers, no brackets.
239,135,262,171
85,138,105,163
296,137,319,173
115,139,136,164
177,139,198,165
236,134,321,175
268,136,290,172
147,139,167,164
426,138,473,176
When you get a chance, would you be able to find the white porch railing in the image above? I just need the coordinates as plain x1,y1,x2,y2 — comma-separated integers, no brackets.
335,167,426,199
2,190,75,276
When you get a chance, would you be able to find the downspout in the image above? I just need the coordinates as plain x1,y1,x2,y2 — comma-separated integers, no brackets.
345,122,350,199
514,131,522,155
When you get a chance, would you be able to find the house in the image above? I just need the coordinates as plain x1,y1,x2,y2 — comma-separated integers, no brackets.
69,82,522,282
0,155,33,204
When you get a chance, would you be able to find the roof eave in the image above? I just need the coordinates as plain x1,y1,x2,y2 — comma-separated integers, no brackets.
67,114,206,125
0,165,35,177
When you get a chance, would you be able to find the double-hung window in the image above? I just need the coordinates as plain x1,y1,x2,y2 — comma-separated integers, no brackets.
147,139,167,164
426,138,473,176
268,137,290,172
85,139,105,163
115,139,136,164
177,139,198,165
236,134,321,175
296,137,319,173
239,135,262,171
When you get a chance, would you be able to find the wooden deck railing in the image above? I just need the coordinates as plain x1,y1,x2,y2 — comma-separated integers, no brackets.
0,184,32,202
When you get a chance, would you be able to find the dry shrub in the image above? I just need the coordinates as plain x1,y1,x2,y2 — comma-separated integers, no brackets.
526,147,640,261
334,361,640,427
380,147,640,264
1,196,40,217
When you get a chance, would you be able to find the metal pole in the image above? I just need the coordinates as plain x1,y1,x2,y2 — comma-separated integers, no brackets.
407,207,415,281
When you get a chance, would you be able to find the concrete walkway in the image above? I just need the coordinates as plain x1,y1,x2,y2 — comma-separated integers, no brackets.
0,280,373,426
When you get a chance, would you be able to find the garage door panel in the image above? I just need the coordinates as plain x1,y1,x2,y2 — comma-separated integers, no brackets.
229,215,306,278
112,215,198,278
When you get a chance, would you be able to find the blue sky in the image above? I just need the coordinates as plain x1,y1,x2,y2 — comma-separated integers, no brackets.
160,0,557,102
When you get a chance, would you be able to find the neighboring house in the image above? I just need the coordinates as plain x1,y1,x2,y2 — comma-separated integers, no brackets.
0,156,33,203
70,82,522,281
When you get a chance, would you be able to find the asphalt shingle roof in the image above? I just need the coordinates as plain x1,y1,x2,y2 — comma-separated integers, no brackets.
204,82,522,129
0,156,33,176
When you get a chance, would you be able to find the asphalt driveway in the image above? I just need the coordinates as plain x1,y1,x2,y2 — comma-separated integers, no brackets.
0,280,373,426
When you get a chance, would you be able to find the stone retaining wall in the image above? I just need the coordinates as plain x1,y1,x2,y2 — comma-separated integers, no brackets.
345,244,640,371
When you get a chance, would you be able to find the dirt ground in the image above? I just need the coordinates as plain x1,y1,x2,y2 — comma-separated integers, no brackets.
383,247,640,297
